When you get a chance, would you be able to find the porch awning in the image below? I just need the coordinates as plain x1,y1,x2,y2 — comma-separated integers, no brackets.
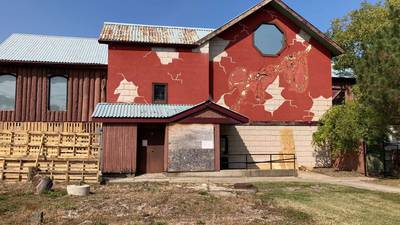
92,100,249,124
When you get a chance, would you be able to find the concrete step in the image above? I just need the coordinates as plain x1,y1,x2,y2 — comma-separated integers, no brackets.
166,169,297,178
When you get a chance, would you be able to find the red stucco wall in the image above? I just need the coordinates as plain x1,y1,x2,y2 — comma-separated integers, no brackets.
211,7,332,122
107,45,209,104
106,6,333,123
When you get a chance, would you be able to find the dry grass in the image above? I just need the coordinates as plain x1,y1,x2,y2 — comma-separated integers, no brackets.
367,178,400,187
312,168,364,177
1,181,400,225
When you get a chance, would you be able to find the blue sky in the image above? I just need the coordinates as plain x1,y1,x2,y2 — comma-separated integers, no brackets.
0,0,380,42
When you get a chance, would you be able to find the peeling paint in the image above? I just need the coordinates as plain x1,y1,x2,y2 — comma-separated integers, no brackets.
210,37,230,62
192,43,209,54
152,47,180,65
264,76,285,113
307,95,332,120
293,30,311,47
114,74,141,103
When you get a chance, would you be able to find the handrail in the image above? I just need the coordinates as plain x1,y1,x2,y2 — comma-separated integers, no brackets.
221,153,296,171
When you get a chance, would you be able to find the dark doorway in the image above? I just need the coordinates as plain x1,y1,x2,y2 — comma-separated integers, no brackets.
137,124,165,174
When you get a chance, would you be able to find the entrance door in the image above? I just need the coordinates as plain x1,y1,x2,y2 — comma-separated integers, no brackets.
137,124,165,174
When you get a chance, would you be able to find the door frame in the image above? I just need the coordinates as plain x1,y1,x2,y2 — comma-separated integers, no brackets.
136,123,166,174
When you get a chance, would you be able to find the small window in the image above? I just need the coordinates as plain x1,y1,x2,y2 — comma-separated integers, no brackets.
254,24,285,55
0,74,16,110
152,83,167,104
48,75,67,111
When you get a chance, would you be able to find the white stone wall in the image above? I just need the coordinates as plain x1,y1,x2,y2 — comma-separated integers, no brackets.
221,125,329,168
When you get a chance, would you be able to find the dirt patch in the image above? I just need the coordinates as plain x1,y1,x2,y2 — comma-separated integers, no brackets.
2,181,400,225
0,182,286,225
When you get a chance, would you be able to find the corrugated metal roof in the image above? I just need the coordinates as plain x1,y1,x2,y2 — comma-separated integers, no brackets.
0,33,108,65
92,103,194,118
99,22,214,45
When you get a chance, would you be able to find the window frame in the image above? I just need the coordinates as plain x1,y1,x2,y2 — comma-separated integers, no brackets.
0,73,17,111
47,74,68,112
253,23,287,57
152,83,168,104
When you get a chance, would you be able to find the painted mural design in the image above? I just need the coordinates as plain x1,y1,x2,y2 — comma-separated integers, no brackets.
213,8,332,122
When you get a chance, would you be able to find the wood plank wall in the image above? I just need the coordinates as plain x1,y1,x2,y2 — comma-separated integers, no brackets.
102,123,137,173
0,64,107,122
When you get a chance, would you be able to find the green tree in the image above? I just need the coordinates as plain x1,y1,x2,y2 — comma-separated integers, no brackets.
313,0,400,154
355,3,400,142
313,103,364,156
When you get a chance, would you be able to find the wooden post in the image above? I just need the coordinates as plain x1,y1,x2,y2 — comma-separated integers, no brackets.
213,124,220,171
270,155,272,170
0,159,5,180
66,160,70,183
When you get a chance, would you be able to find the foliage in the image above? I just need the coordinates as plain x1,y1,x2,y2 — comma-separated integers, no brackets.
329,0,400,71
314,0,400,154
313,103,364,155
354,3,400,142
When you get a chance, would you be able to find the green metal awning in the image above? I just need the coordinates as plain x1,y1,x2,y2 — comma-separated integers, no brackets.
92,103,194,118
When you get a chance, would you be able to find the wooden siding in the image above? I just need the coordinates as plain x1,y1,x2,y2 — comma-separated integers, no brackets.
0,64,107,122
102,123,137,173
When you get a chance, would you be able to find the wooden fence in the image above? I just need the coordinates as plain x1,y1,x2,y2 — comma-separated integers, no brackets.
0,122,102,183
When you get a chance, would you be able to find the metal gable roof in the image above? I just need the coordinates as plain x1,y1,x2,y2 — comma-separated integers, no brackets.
92,103,194,118
0,33,108,65
99,22,215,45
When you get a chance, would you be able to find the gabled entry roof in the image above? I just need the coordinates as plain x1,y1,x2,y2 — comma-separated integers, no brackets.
92,100,249,124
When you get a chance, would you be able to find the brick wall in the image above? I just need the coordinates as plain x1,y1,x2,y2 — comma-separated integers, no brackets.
221,125,330,168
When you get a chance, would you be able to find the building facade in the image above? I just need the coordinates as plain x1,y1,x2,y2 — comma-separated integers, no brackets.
0,0,344,175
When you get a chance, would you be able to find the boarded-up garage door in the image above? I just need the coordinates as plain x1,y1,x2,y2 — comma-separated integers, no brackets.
102,123,137,173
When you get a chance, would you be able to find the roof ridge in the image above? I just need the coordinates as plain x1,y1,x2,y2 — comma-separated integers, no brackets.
98,102,195,106
103,22,215,31
10,33,100,41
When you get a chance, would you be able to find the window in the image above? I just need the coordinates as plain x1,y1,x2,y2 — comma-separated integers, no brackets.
254,24,285,56
48,75,67,111
152,83,167,104
0,74,16,110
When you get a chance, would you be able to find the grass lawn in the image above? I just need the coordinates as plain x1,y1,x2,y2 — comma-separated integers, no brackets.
0,181,399,225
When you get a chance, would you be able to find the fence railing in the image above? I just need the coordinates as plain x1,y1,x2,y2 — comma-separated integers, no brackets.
221,153,297,171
